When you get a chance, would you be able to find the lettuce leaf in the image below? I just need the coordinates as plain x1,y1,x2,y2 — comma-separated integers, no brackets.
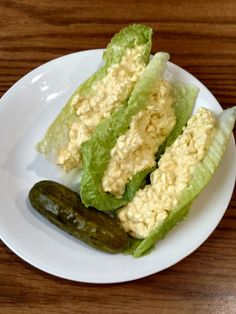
80,53,198,211
36,24,152,166
157,82,198,158
133,106,236,257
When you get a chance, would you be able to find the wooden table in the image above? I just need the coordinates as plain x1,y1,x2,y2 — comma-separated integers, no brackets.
1,1,236,313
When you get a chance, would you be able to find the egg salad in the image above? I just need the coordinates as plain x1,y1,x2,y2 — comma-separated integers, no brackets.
58,45,146,171
102,80,176,197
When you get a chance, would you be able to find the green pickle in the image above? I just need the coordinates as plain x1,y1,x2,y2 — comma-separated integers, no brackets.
28,181,129,253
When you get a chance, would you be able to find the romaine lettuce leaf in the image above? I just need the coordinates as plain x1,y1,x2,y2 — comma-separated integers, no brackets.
132,106,236,257
80,53,198,211
36,24,152,166
157,82,198,158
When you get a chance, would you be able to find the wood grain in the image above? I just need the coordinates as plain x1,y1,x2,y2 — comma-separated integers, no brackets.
0,1,236,313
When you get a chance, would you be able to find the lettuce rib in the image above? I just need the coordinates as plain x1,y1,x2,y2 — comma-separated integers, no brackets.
133,106,236,257
80,53,198,211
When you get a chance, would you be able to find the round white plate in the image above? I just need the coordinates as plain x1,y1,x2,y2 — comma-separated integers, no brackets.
0,49,235,284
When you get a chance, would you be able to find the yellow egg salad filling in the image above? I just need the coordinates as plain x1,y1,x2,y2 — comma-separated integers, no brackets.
102,80,176,197
118,107,217,239
57,45,146,171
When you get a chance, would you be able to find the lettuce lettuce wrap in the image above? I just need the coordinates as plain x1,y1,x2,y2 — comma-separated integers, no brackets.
118,106,236,257
36,24,152,172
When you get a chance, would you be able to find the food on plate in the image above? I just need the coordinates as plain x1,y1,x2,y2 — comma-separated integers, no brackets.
36,24,152,172
30,24,236,257
118,106,236,256
80,53,198,211
29,180,129,253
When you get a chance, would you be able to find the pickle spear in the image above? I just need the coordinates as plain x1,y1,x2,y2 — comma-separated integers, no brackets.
28,181,129,253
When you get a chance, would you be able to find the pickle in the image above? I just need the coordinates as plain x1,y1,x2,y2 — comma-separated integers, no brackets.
28,181,129,253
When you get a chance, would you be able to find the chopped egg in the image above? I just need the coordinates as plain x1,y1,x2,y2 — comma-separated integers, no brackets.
118,107,217,239
57,45,146,171
102,80,176,197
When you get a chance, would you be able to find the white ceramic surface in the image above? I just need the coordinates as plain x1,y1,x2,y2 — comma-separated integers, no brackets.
0,49,235,284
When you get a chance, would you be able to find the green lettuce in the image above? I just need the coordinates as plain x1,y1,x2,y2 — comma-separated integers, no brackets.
80,53,198,211
132,106,236,257
36,24,152,166
157,82,198,158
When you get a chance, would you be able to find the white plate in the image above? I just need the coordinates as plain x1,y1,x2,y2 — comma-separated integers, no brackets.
0,49,235,284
